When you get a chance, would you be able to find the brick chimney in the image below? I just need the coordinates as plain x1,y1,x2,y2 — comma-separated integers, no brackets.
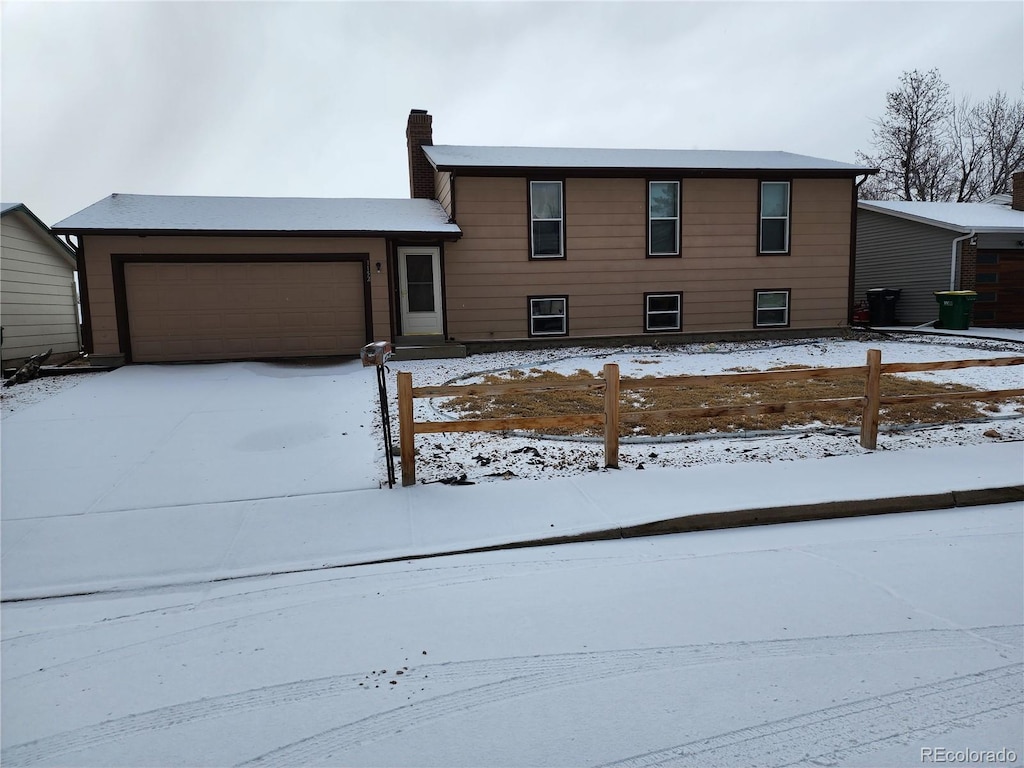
406,109,435,200
1012,170,1024,211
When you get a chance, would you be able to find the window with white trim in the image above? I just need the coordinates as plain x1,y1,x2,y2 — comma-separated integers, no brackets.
755,290,790,327
530,181,564,258
529,296,567,336
759,181,790,254
645,293,681,332
648,181,679,256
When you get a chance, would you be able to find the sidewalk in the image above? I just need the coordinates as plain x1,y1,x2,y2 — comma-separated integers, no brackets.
3,441,1021,601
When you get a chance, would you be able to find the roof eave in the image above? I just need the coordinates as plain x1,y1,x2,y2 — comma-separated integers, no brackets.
428,164,873,178
857,202,1024,235
3,204,78,264
52,226,463,241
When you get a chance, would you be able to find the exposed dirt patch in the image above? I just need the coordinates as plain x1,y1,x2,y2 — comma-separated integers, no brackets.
441,366,1023,437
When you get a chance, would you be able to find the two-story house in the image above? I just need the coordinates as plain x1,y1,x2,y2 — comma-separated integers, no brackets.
53,110,874,365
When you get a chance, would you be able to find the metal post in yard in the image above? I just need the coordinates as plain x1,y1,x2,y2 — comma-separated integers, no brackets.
360,342,396,488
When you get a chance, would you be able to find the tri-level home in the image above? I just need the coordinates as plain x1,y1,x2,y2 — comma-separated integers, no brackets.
54,110,875,365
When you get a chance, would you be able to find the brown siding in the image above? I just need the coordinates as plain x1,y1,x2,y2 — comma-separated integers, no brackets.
81,235,392,356
444,176,852,340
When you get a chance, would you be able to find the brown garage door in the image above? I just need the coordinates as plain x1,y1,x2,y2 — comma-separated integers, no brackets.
974,250,1024,327
124,261,367,362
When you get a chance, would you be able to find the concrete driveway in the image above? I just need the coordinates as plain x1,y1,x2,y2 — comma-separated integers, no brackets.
1,360,383,522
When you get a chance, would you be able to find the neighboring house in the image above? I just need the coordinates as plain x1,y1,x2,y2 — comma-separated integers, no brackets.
856,175,1024,327
53,110,875,365
1,202,81,369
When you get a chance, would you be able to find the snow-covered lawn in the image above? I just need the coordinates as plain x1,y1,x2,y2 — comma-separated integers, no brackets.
392,332,1024,483
1,503,1020,767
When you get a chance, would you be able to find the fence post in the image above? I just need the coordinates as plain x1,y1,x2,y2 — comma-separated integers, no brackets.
860,348,882,450
603,363,620,468
397,371,416,486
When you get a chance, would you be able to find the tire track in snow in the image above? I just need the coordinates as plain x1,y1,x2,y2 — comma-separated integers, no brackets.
597,663,1024,768
3,625,1019,767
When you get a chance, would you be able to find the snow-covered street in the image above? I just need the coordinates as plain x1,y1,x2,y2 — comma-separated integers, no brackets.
2,504,1021,767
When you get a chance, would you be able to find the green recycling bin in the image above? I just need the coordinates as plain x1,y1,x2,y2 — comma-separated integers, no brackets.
934,290,977,330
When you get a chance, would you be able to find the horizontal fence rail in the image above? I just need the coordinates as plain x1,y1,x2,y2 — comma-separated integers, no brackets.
396,351,1024,486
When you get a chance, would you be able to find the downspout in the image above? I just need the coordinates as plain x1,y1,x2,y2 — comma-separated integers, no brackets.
948,231,975,291
848,174,870,323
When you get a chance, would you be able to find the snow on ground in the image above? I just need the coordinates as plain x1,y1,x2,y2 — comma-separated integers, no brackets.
2,503,1021,767
1,331,1022,766
388,331,1024,483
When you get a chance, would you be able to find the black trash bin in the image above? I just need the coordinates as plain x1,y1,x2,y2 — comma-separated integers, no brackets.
865,288,901,326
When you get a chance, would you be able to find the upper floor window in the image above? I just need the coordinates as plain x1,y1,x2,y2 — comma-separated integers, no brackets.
759,181,790,254
530,181,564,259
648,181,680,257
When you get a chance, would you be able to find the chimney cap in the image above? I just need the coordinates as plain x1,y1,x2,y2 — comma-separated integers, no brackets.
410,109,428,115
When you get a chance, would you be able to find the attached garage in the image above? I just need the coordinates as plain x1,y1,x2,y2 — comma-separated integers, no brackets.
52,194,462,365
121,259,369,363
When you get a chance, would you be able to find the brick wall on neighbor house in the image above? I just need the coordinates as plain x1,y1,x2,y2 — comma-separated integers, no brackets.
959,240,977,291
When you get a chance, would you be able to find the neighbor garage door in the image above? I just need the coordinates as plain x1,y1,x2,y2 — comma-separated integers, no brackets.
974,250,1024,327
124,261,367,362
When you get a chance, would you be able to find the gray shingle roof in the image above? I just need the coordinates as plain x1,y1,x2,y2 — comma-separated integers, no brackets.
423,145,873,173
858,200,1024,233
53,194,462,235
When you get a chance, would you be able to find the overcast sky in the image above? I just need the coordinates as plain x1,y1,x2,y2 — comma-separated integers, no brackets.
2,1,1022,226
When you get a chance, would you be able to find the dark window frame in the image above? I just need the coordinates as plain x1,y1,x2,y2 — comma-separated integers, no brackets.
647,180,681,258
528,179,566,260
758,180,792,256
643,291,682,332
527,295,569,337
753,288,791,328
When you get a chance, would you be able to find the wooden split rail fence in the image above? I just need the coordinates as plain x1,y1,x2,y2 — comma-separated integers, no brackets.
396,349,1024,486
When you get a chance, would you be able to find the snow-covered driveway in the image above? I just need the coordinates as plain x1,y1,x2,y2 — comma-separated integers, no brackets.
1,360,382,521
1,504,1020,767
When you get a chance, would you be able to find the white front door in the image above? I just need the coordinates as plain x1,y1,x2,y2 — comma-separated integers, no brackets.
398,247,443,336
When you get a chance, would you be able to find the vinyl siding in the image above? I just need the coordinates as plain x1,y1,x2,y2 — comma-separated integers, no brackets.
435,171,453,217
80,235,391,356
0,212,80,365
855,209,957,324
444,176,853,340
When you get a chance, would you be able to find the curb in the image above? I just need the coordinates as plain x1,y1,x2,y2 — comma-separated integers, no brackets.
5,486,1022,603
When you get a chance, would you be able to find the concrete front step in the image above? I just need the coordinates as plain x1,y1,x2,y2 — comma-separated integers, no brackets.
390,343,467,361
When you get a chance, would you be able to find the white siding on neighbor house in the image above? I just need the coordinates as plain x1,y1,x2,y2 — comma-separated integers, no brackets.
1,212,80,366
855,209,958,325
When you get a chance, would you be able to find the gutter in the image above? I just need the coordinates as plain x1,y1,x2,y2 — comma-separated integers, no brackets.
948,230,976,291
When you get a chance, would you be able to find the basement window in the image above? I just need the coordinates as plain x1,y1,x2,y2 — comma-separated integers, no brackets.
645,293,682,332
529,296,568,336
755,289,791,327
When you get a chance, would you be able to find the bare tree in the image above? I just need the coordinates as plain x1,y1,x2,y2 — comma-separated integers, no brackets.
857,69,951,201
973,91,1024,197
857,70,1024,202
